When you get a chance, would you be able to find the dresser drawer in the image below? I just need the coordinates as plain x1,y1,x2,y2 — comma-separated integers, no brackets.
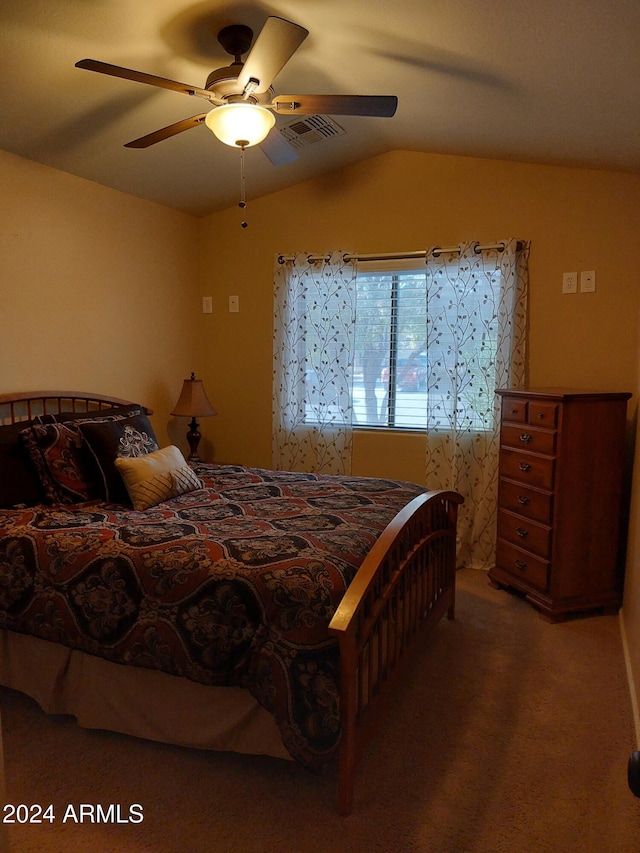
498,479,553,525
496,540,549,591
497,509,552,559
501,424,556,455
499,449,555,491
501,398,528,423
528,401,558,427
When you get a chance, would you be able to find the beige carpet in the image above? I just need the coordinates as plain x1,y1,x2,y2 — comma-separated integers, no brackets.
1,568,638,852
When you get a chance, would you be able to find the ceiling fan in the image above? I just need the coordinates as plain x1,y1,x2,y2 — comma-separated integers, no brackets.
75,16,398,164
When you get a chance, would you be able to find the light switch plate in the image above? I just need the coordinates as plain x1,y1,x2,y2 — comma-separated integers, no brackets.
229,295,239,313
580,270,596,292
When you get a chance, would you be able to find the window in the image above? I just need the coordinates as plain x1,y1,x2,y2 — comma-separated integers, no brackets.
275,241,528,562
353,265,427,429
352,260,500,431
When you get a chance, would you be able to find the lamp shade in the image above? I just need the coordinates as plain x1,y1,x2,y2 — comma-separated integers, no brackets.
171,374,217,418
204,103,276,148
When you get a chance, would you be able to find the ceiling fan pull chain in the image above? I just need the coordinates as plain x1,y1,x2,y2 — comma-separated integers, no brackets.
239,145,248,228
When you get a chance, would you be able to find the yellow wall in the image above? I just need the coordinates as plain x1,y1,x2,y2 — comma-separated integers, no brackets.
0,149,201,449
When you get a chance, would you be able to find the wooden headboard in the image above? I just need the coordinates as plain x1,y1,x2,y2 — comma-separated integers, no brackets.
0,391,149,425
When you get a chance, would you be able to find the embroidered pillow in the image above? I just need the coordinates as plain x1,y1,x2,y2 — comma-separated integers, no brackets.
78,415,160,504
115,445,203,510
19,422,98,504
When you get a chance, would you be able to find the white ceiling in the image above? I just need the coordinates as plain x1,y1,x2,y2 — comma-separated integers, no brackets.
2,0,639,217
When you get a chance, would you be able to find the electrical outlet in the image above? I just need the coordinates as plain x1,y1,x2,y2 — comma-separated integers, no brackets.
202,296,213,314
580,270,596,292
562,272,577,294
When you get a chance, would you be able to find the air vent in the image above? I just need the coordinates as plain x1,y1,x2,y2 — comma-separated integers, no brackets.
279,115,346,149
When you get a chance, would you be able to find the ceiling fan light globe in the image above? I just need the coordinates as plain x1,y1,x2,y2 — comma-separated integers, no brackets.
205,103,275,148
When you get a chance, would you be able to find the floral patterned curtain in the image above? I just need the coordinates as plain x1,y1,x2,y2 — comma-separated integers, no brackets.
272,251,357,474
424,239,529,569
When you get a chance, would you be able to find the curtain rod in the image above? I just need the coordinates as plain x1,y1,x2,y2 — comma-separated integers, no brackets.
277,241,524,264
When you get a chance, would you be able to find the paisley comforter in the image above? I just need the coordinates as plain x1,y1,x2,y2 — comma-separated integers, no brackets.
0,464,424,768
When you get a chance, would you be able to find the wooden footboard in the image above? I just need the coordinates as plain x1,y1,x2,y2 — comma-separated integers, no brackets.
329,489,463,816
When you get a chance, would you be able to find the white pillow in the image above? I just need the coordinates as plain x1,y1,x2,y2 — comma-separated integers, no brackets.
115,445,202,510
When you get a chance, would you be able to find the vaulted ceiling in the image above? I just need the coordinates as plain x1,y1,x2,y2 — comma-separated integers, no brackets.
2,0,638,216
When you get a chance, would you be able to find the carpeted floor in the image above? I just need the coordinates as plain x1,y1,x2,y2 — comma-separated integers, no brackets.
1,568,638,852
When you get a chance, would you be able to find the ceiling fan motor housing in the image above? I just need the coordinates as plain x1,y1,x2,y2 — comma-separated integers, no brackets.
205,65,242,94
205,65,274,104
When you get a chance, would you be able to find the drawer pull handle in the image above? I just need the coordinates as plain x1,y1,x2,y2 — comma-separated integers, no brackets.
518,462,532,472
537,412,545,419
516,527,529,539
517,495,530,505
515,559,528,571
509,408,518,415
519,433,533,444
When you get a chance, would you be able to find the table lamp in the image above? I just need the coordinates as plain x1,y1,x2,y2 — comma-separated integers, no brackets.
171,373,217,461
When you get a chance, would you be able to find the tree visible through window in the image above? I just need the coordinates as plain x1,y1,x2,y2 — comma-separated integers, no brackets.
352,262,500,431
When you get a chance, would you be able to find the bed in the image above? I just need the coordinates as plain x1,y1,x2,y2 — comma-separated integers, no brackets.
0,390,462,814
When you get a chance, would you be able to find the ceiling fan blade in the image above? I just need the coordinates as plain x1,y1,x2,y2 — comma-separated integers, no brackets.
124,114,208,148
75,59,214,102
260,131,298,166
237,17,308,94
272,94,398,117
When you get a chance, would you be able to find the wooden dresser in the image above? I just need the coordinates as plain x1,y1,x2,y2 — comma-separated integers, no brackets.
489,389,631,621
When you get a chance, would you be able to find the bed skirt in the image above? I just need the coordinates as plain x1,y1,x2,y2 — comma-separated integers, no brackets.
0,629,292,761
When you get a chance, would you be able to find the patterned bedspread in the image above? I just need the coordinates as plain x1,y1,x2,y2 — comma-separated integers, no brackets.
0,464,424,768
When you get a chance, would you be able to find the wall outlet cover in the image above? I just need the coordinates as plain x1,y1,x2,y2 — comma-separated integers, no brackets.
580,270,596,292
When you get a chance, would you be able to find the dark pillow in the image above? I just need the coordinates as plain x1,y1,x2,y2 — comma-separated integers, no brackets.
0,421,45,508
20,422,99,504
79,414,159,504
